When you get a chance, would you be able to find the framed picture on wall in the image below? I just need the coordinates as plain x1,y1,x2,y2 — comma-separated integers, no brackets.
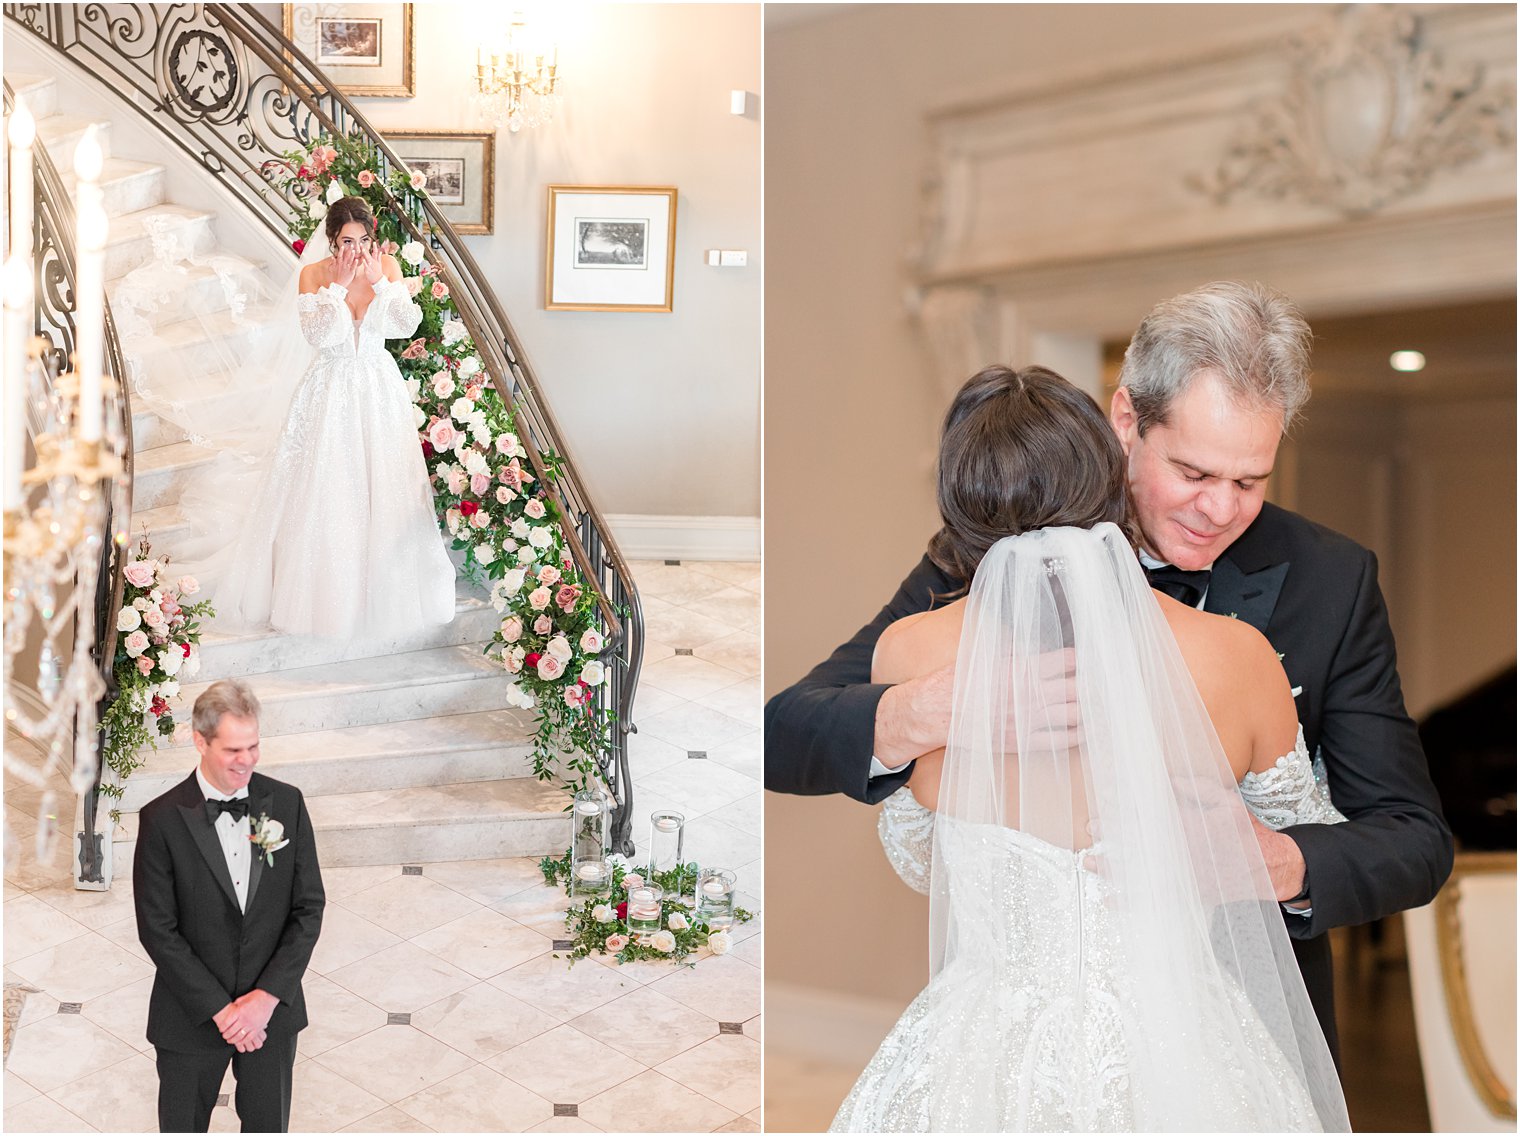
390,131,496,234
545,186,678,312
283,3,415,97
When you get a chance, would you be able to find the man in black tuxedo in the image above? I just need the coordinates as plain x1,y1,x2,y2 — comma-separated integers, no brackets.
764,281,1452,1058
134,679,324,1132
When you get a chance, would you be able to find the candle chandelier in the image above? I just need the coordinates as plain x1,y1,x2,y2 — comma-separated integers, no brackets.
472,9,562,133
3,97,128,885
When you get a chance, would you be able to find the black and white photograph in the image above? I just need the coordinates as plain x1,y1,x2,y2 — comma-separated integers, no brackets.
574,218,649,269
407,157,464,205
315,17,381,66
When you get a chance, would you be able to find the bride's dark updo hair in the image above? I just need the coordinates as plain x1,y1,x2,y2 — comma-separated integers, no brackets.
324,195,377,245
928,364,1131,585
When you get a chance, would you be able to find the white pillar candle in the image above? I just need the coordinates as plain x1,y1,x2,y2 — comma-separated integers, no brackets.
8,99,34,263
73,127,105,443
3,255,31,510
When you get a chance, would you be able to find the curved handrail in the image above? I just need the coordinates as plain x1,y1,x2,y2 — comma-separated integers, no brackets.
6,1,644,849
4,75,133,880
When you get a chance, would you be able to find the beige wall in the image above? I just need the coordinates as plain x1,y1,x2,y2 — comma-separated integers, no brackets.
326,3,762,520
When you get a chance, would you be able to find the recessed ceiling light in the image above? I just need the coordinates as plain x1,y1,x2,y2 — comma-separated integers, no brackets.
1389,350,1426,373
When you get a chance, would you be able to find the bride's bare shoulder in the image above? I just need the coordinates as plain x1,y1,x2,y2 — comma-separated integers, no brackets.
298,260,330,294
872,599,966,684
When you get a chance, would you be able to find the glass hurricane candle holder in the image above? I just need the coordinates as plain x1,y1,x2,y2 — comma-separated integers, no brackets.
696,867,736,928
647,809,685,879
627,884,664,938
571,788,611,900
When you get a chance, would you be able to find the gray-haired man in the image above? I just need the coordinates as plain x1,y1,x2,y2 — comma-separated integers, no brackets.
133,679,324,1132
764,281,1452,1056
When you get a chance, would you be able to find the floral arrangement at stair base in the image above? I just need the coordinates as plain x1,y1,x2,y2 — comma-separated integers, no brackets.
541,851,754,966
267,135,614,796
99,538,213,817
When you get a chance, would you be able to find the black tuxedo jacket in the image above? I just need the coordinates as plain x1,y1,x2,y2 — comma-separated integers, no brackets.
765,504,1453,1049
133,771,325,1052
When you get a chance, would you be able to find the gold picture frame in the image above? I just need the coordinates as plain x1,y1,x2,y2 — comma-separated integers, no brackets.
545,185,679,313
282,3,416,98
388,130,496,235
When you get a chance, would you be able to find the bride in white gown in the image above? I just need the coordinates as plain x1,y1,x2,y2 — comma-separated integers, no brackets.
114,196,455,640
830,367,1349,1133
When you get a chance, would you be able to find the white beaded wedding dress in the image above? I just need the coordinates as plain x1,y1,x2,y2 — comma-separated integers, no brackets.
114,225,455,640
829,524,1350,1133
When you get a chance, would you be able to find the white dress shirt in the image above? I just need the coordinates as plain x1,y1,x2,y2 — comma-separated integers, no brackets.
196,767,252,913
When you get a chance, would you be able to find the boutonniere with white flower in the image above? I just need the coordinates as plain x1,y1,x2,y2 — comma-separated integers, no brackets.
249,814,290,867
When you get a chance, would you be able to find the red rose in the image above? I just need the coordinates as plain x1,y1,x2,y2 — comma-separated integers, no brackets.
150,696,169,716
291,238,306,255
524,652,542,669
297,165,312,180
182,643,192,658
459,500,479,517
616,901,628,921
422,440,435,458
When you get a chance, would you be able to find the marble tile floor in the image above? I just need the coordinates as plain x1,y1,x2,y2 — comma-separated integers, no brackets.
4,558,762,1132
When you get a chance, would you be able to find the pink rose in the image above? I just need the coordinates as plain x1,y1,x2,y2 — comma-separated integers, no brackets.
431,371,455,399
124,562,155,588
465,383,483,402
136,656,154,676
160,599,182,620
357,169,375,188
381,240,398,255
405,276,423,297
495,486,515,505
143,606,168,629
524,498,546,519
605,933,628,953
580,628,604,654
534,615,553,635
469,510,490,529
446,465,468,495
124,629,150,657
556,585,581,613
409,170,427,191
537,565,561,587
428,419,458,451
528,586,551,611
402,338,429,360
564,683,590,709
431,279,449,300
500,616,523,643
470,472,491,496
536,654,565,681
176,575,200,596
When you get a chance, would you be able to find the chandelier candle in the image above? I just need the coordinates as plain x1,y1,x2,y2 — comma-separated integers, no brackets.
72,127,106,444
6,100,34,509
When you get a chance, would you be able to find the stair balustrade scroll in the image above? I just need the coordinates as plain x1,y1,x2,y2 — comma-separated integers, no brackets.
6,2,645,853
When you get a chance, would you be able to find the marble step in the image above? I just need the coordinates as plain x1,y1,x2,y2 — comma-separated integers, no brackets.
6,73,58,120
106,202,218,281
115,709,539,812
198,587,500,681
109,256,267,331
124,502,190,549
307,776,571,866
131,439,218,512
123,304,272,378
60,156,166,218
33,110,113,173
176,642,515,738
131,408,189,453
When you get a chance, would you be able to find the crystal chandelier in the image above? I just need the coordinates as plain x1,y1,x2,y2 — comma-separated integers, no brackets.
473,9,562,134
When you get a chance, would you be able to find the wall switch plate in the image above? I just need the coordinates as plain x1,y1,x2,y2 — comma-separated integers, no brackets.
720,249,747,267
705,249,723,266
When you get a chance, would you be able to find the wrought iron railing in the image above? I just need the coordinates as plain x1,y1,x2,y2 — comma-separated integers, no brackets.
4,76,133,881
6,1,644,851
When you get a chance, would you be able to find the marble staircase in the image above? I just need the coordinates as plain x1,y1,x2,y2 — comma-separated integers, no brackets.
7,70,571,867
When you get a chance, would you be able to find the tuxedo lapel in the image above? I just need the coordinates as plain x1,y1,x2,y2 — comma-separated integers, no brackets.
176,791,241,913
243,783,274,914
1205,557,1289,636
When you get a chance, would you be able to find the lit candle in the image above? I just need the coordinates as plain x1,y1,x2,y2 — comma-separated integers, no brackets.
3,255,31,510
8,98,34,263
654,816,678,832
73,126,106,444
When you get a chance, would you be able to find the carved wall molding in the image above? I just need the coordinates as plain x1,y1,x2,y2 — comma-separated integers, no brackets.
1188,5,1516,218
907,283,1000,397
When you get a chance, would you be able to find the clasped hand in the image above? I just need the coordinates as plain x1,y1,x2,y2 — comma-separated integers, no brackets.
213,989,278,1052
333,242,383,288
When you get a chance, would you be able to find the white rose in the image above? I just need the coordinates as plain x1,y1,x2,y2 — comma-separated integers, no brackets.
580,628,604,654
580,660,605,687
177,575,200,596
592,904,614,924
413,405,426,430
528,526,553,550
451,397,475,422
308,197,328,221
403,376,421,401
441,318,468,345
707,930,732,956
501,567,527,596
504,681,536,709
502,538,518,553
649,930,676,954
117,606,142,632
325,178,346,204
401,241,426,266
546,635,572,662
458,355,481,378
159,648,183,677
132,596,151,612
259,817,285,843
461,448,488,476
667,912,688,932
516,545,538,565
158,679,180,700
182,645,202,678
475,543,497,566
510,518,530,539
124,629,150,657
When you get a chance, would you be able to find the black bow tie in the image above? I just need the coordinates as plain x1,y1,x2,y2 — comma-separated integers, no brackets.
206,797,250,823
1145,564,1212,608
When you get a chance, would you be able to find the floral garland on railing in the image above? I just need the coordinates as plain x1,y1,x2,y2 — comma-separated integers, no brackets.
267,134,612,794
98,538,213,818
540,852,754,965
